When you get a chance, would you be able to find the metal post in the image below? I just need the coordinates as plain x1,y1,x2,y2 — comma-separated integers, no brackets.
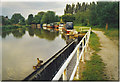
85,36,87,52
76,47,80,79
63,69,67,80
82,40,85,63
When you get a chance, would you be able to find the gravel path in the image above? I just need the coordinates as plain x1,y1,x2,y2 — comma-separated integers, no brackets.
93,30,118,80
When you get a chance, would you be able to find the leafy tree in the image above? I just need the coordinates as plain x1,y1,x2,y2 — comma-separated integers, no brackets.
64,4,72,14
89,2,97,26
55,15,60,22
62,15,75,23
11,13,25,24
1,16,11,25
19,18,25,25
71,3,75,14
96,2,119,28
27,14,34,25
33,11,45,24
41,11,56,24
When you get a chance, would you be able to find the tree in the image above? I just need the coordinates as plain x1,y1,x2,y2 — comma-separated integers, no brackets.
64,4,72,15
1,16,11,25
19,18,25,25
71,3,75,14
89,2,97,26
11,13,25,24
32,11,45,24
96,2,119,28
62,15,75,23
27,14,34,25
41,11,56,24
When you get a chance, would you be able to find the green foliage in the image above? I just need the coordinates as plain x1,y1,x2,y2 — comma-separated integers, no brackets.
2,25,22,32
11,13,25,24
32,11,45,24
64,2,119,28
89,32,101,52
1,16,11,25
62,14,75,23
41,11,59,24
19,18,25,25
27,14,34,25
82,53,105,80
96,2,119,28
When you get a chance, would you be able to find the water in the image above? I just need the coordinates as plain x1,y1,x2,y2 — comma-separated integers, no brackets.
2,27,66,80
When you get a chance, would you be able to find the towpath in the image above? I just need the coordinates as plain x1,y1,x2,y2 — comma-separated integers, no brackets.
93,30,118,80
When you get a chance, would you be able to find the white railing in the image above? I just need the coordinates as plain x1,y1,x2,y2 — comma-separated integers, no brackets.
52,27,91,80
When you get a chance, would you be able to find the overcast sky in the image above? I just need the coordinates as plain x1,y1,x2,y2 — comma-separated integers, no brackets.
1,0,118,19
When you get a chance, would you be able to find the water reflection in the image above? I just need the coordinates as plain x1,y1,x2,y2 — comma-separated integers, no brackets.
2,28,59,41
27,28,59,41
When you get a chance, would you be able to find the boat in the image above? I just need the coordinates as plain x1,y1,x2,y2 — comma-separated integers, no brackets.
43,23,47,30
47,23,54,28
62,22,74,35
59,23,64,31
54,22,59,31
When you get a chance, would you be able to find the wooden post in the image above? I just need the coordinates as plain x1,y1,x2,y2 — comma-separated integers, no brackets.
63,69,67,80
106,23,108,30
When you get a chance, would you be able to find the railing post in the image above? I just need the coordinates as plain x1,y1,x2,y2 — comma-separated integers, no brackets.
82,40,85,63
76,47,80,79
85,35,87,52
63,69,67,80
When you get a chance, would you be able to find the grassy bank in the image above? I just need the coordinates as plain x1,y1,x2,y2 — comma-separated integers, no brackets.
82,32,105,80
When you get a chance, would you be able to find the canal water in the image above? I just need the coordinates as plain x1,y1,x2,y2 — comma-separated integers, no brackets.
2,28,67,80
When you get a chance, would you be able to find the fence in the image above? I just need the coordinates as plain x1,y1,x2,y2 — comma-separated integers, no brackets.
52,27,91,80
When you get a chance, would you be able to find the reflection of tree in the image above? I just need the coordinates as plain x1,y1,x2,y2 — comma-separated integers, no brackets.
33,29,59,41
12,28,25,38
2,27,61,41
27,28,34,37
2,31,12,38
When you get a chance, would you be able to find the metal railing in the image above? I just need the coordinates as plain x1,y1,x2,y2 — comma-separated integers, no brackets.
52,27,91,80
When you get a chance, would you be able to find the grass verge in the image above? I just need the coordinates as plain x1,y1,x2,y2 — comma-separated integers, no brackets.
82,32,105,80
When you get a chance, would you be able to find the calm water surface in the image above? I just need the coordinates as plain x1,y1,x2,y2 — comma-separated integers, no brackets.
2,28,66,80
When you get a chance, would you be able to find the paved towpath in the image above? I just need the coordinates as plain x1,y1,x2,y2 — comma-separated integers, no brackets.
93,30,118,80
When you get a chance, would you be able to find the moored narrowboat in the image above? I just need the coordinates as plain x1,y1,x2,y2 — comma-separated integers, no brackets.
62,22,74,35
59,23,64,31
43,23,47,29
47,23,54,28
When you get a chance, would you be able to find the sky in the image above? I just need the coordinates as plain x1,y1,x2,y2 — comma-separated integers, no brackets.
0,0,119,19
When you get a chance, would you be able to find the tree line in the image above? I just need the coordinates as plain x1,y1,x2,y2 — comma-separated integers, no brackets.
1,11,60,26
63,2,119,28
